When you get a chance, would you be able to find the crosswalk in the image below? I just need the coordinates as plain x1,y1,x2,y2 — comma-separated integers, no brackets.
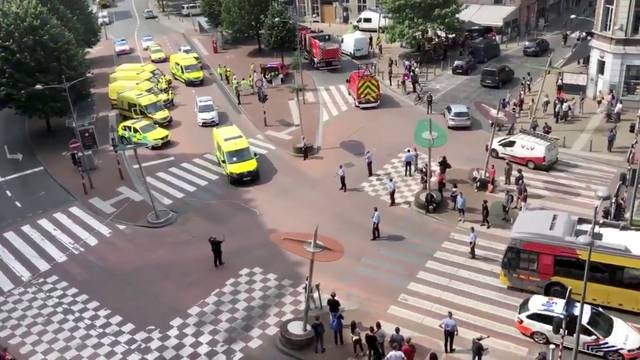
305,85,353,122
385,226,540,358
0,206,113,295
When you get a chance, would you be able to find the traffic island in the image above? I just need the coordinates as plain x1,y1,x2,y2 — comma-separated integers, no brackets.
291,143,319,158
413,190,443,213
279,318,313,350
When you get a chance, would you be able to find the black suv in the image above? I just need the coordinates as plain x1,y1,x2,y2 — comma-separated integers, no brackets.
522,38,550,57
480,65,514,88
451,56,476,75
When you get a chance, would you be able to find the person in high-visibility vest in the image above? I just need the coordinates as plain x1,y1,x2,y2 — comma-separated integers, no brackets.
224,67,232,85
216,65,224,81
231,77,238,92
376,35,383,55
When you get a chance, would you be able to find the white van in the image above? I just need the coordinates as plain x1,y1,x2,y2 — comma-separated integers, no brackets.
489,130,559,170
181,3,202,16
353,9,389,32
341,31,369,58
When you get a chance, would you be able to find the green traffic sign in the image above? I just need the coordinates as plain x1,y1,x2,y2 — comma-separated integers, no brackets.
413,118,447,148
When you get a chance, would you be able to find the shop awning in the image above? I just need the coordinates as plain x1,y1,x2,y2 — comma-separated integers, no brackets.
458,4,519,28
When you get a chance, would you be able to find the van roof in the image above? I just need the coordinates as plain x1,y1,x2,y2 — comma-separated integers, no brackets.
214,125,249,151
504,131,556,147
119,89,156,103
172,53,199,64
116,63,154,70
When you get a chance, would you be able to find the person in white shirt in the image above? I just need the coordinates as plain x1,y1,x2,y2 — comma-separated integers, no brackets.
468,226,477,259
403,149,413,176
337,165,346,192
614,100,623,123
387,178,396,206
384,343,407,360
371,207,380,240
439,311,458,353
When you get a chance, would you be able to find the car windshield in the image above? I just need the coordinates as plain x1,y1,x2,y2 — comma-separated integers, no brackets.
143,36,152,41
143,101,164,114
225,148,253,164
184,64,201,73
453,60,466,66
138,123,156,133
586,307,614,338
452,111,469,118
115,40,127,46
524,41,536,47
181,47,193,53
150,48,162,54
482,69,497,77
198,103,215,113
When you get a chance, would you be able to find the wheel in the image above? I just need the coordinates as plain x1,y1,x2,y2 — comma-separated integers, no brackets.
546,283,568,298
605,352,624,360
531,331,549,345
526,160,536,170
490,149,499,158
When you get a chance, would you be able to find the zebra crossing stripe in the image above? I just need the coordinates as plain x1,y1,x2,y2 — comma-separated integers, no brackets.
248,138,276,150
0,270,13,292
442,242,502,262
449,232,506,251
21,225,67,262
202,153,219,164
501,177,599,197
557,158,617,172
155,172,197,192
52,213,98,246
319,87,338,116
3,232,49,272
433,251,501,273
180,163,219,181
425,261,504,288
321,107,329,122
168,167,208,186
416,271,522,305
338,84,350,101
506,171,608,190
550,164,611,178
329,86,348,111
38,219,83,254
193,158,225,175
0,243,31,281
150,190,173,205
68,207,112,237
146,177,185,198
304,91,315,103
251,146,268,155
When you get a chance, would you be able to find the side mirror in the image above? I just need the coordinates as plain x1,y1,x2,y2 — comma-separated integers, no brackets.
345,78,349,84
253,152,259,158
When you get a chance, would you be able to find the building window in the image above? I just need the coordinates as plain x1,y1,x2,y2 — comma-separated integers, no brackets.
494,0,504,4
597,59,606,75
623,65,640,96
600,0,614,32
357,0,367,13
297,1,307,17
312,0,319,17
632,1,640,35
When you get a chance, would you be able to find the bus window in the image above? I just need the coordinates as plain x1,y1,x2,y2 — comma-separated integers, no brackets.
554,256,584,280
622,268,640,290
502,246,519,271
519,250,538,271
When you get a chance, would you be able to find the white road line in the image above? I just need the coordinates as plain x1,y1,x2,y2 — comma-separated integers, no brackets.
0,243,31,282
338,84,351,102
560,147,623,162
248,138,276,150
168,167,208,186
486,191,593,217
557,159,617,172
502,178,598,197
442,241,503,261
321,107,329,122
150,190,173,205
288,100,300,126
5,190,10,196
0,271,13,292
304,91,315,103
265,130,293,140
0,167,44,183
571,113,603,151
552,163,613,178
53,213,98,246
251,146,268,155
192,37,210,56
457,223,512,239
416,271,522,305
426,261,504,288
329,86,348,111
21,225,67,262
449,232,506,251
68,207,112,237
495,184,596,205
281,126,299,135
133,156,175,168
193,158,225,175
3,232,49,272
38,219,83,254
155,172,197,192
433,251,501,273
202,153,219,164
508,172,608,189
319,87,338,116
180,163,219,181
146,177,185,198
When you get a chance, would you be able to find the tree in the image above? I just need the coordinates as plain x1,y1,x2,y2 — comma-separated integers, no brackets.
262,4,297,63
202,0,222,27
379,0,462,46
221,0,270,50
0,0,91,132
37,0,100,49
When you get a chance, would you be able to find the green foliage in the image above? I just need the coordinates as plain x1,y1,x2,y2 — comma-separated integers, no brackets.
380,0,462,45
38,0,100,49
220,0,270,49
201,0,222,27
0,0,91,131
262,4,297,56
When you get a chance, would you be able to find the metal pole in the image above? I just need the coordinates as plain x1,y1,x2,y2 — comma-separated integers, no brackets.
133,146,160,220
571,243,593,360
294,0,306,138
302,226,319,331
483,100,501,177
629,157,640,226
63,76,94,189
529,53,554,126
427,117,432,193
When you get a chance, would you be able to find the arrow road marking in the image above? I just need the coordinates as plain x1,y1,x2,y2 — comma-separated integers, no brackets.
4,145,23,162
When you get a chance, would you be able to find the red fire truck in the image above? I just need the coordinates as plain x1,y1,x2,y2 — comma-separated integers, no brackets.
346,62,380,108
300,29,341,70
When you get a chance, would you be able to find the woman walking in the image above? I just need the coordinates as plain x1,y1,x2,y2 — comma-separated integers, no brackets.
351,320,364,357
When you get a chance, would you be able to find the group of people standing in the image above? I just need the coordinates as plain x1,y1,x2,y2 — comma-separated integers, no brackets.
597,88,624,123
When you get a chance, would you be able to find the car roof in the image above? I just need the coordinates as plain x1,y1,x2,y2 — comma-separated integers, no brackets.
196,96,214,104
99,11,108,16
144,8,153,12
526,295,592,318
449,104,468,112
115,38,127,43
122,119,152,127
143,35,153,39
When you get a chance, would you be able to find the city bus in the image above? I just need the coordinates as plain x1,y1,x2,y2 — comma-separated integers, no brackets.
499,210,640,313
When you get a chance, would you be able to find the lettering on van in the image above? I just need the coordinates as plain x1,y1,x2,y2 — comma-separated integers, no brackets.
521,144,536,151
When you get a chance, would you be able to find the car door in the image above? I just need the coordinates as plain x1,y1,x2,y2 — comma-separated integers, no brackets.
119,125,131,142
497,139,516,157
445,105,452,121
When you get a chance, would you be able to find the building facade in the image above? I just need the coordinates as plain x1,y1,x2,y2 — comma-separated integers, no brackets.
295,0,380,24
587,0,640,101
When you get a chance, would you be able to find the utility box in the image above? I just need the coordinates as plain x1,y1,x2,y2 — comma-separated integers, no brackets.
78,151,97,171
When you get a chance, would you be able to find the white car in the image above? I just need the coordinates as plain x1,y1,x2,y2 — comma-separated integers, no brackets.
516,295,640,360
443,104,471,129
97,11,111,26
141,35,154,50
195,96,219,126
143,9,157,19
179,45,200,62
114,38,131,55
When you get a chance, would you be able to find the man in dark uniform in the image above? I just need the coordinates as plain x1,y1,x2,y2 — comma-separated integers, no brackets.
208,236,225,267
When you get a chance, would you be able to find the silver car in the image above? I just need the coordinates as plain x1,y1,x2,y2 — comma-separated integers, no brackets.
444,104,472,129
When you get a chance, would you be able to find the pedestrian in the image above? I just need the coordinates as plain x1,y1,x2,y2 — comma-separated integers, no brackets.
516,182,525,209
596,90,604,111
526,72,532,93
553,98,560,123
614,100,623,122
301,136,309,160
556,77,563,97
385,343,407,360
412,147,419,171
376,35,383,55
456,192,465,222
542,122,552,135
327,291,341,317
331,311,345,345
401,337,416,360
400,74,407,95
216,64,224,81
579,92,585,114
365,150,373,177
517,96,524,117
607,127,617,152
389,327,405,350
387,178,396,206
208,236,225,267
304,276,317,308
514,168,524,186
439,311,458,353
542,93,550,113
521,186,528,212
487,164,496,187
438,156,451,175
472,336,489,360
403,149,413,176
311,315,326,353
481,199,491,228
520,77,526,94
427,352,439,360
337,165,347,192
235,85,241,105
351,321,364,357
530,118,539,132
366,326,382,360
436,171,446,198
375,321,386,357
562,31,568,47
468,226,477,259
426,92,433,114
502,190,514,222
449,183,459,210
371,207,381,240
504,160,512,185
224,66,230,84
410,70,418,93
388,67,393,87
369,33,374,51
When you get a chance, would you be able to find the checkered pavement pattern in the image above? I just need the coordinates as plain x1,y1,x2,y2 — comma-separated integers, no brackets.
360,153,437,208
0,268,305,359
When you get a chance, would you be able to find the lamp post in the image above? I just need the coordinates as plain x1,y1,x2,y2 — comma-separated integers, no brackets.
571,188,611,360
34,73,94,189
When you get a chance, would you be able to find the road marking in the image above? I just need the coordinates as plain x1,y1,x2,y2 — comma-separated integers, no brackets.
21,225,67,262
506,171,608,189
441,241,503,261
202,153,219,163
193,158,225,175
433,251,501,273
552,163,612,178
155,172,197,192
281,126,299,135
559,147,623,162
248,138,276,150
288,100,300,126
53,213,98,246
0,167,44,183
0,243,31,282
321,107,329,122
150,190,173,205
192,37,210,56
304,91,315,103
425,261,504,287
68,207,112,237
502,178,598,197
558,159,617,172
416,270,521,305
338,84,350,102
571,113,603,151
180,163,219,181
3,232,49,272
0,270,13,292
5,190,10,196
168,167,208,186
251,146,268,155
133,157,175,168
38,219,83,254
329,86,348,111
319,87,338,116
146,177,185,198
265,130,293,140
449,232,506,251
15,201,21,208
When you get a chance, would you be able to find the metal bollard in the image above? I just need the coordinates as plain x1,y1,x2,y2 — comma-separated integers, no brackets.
589,139,593,152
79,169,88,195
548,344,557,360
562,136,566,148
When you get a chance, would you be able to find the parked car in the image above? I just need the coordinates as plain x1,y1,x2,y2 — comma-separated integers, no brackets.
451,56,476,75
480,64,514,88
143,9,157,19
141,35,154,50
523,38,550,56
443,104,472,129
114,38,131,55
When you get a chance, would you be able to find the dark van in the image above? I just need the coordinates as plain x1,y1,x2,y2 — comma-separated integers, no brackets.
469,38,501,63
480,64,514,88
465,26,494,40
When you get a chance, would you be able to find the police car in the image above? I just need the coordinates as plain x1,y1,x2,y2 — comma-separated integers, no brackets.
516,295,640,360
141,35,154,50
195,96,219,126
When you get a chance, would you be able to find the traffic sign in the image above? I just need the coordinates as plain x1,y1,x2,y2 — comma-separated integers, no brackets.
254,79,264,88
413,118,447,148
68,139,81,152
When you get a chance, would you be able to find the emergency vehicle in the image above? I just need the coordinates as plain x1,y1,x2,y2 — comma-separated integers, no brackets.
345,62,380,108
299,29,341,70
489,129,559,169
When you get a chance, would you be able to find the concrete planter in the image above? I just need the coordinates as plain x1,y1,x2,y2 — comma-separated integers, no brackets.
279,317,314,350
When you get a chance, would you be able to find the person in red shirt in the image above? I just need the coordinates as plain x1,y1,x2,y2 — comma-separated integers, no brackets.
401,337,416,360
487,164,496,188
